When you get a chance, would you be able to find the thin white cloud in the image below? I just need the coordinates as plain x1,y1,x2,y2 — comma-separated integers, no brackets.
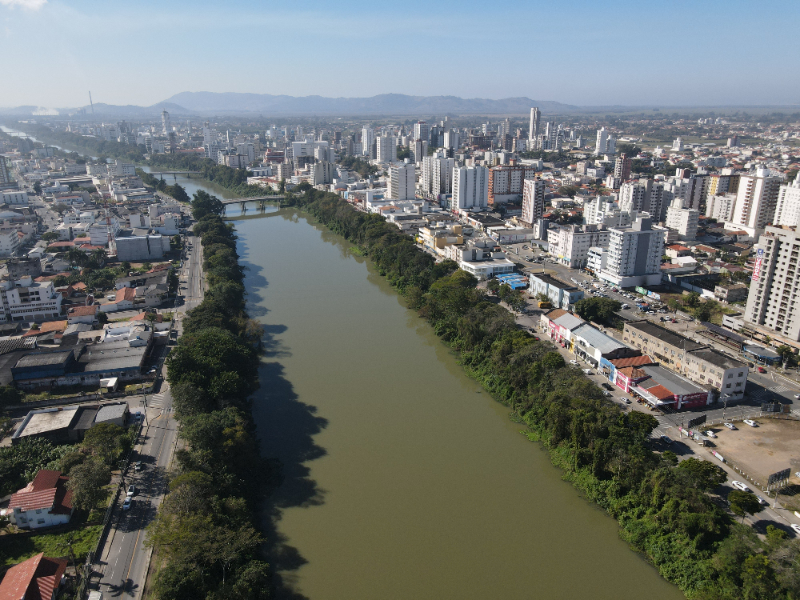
0,0,47,9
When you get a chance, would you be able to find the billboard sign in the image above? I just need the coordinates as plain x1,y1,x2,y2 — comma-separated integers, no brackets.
768,468,791,487
687,414,707,429
752,248,765,282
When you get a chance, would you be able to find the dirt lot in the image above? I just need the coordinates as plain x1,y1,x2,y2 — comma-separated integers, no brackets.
708,418,800,490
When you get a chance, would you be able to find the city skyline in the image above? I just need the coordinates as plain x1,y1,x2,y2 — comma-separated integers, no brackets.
1,0,799,109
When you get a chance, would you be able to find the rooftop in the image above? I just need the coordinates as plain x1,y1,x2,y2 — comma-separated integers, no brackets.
95,403,128,423
572,323,627,355
530,273,578,291
688,347,747,370
624,321,704,352
610,355,657,369
0,553,68,600
14,350,73,369
639,364,709,396
13,407,79,439
553,313,585,330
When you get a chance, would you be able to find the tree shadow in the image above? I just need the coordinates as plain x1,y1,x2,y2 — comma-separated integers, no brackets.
250,327,327,600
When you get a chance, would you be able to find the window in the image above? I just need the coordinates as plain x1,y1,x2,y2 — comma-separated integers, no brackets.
726,383,731,389
38,519,46,524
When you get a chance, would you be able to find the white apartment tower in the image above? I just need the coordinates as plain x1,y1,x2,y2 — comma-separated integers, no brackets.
376,135,397,163
389,164,416,201
421,154,455,196
413,121,430,143
528,107,541,146
361,127,374,157
452,166,489,211
726,169,783,236
443,130,460,150
594,127,615,155
161,110,171,135
773,174,800,227
600,217,665,287
522,178,545,225
745,226,800,341
665,198,700,240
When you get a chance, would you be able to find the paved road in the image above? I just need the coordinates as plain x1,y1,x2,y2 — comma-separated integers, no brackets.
91,220,202,598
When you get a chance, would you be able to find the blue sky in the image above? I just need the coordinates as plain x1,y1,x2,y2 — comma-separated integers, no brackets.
1,0,799,108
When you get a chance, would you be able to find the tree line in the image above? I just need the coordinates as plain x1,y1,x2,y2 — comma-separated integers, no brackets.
282,183,799,600
148,189,270,600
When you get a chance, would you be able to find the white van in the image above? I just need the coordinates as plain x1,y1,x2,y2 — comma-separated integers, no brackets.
621,303,629,309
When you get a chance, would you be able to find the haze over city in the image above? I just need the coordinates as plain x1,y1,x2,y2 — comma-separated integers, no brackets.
2,0,799,108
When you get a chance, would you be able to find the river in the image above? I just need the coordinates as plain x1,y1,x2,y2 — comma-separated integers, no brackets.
0,125,682,599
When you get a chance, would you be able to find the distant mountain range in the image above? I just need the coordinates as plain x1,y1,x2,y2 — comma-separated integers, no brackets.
0,93,581,118
157,92,579,115
2,93,797,118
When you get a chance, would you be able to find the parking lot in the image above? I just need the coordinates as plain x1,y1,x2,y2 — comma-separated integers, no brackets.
708,418,800,488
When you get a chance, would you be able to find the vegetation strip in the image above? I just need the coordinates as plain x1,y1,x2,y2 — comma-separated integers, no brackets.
145,189,270,599
280,182,799,600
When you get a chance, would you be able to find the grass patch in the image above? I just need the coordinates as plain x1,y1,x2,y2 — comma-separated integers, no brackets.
22,387,100,403
0,525,103,567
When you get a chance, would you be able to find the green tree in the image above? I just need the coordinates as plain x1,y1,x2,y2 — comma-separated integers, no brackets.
41,231,60,243
667,298,682,313
192,190,224,220
0,385,22,412
684,291,701,308
741,554,780,600
33,181,42,195
728,490,764,523
775,345,796,367
676,457,727,490
557,185,579,197
66,458,111,511
574,297,622,326
166,183,190,203
82,422,125,465
486,279,500,295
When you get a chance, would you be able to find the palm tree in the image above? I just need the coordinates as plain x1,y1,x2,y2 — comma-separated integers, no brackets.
66,248,88,269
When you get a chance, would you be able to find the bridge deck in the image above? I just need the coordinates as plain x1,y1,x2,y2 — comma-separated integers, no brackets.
221,196,283,204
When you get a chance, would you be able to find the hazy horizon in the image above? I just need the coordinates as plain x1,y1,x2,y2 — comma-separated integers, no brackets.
1,0,799,109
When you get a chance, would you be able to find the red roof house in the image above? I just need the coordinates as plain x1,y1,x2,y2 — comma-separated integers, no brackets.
0,553,68,600
7,470,74,530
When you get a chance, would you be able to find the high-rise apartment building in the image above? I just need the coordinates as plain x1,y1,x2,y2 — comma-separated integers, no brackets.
773,174,800,227
744,226,800,340
361,127,374,157
665,198,700,240
389,164,416,201
0,156,10,186
619,179,666,220
614,154,632,181
487,165,538,205
376,135,397,163
594,127,615,155
413,121,430,144
726,169,783,235
547,225,610,269
452,166,489,211
411,139,429,163
420,154,455,197
522,179,545,225
705,193,737,223
161,110,171,135
443,131,460,150
600,217,665,287
528,107,540,146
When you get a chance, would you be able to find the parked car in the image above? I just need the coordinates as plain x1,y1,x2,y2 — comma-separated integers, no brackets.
602,382,614,390
660,435,672,444
122,497,133,511
724,422,737,430
756,496,767,505
582,368,593,375
134,461,142,472
758,366,767,373
569,360,579,365
623,398,632,404
603,391,612,397
703,430,717,438
791,524,800,535
127,485,136,497
743,419,758,427
731,481,750,492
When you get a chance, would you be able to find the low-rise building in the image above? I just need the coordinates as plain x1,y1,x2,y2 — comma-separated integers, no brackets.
714,283,749,304
622,321,748,401
0,552,68,598
6,471,73,530
570,323,638,368
631,364,714,410
528,273,583,310
0,276,63,323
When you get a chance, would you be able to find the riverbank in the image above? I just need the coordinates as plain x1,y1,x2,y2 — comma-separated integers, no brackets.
280,183,798,600
146,190,273,600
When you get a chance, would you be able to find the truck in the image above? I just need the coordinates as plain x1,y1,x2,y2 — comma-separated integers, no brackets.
538,301,552,309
